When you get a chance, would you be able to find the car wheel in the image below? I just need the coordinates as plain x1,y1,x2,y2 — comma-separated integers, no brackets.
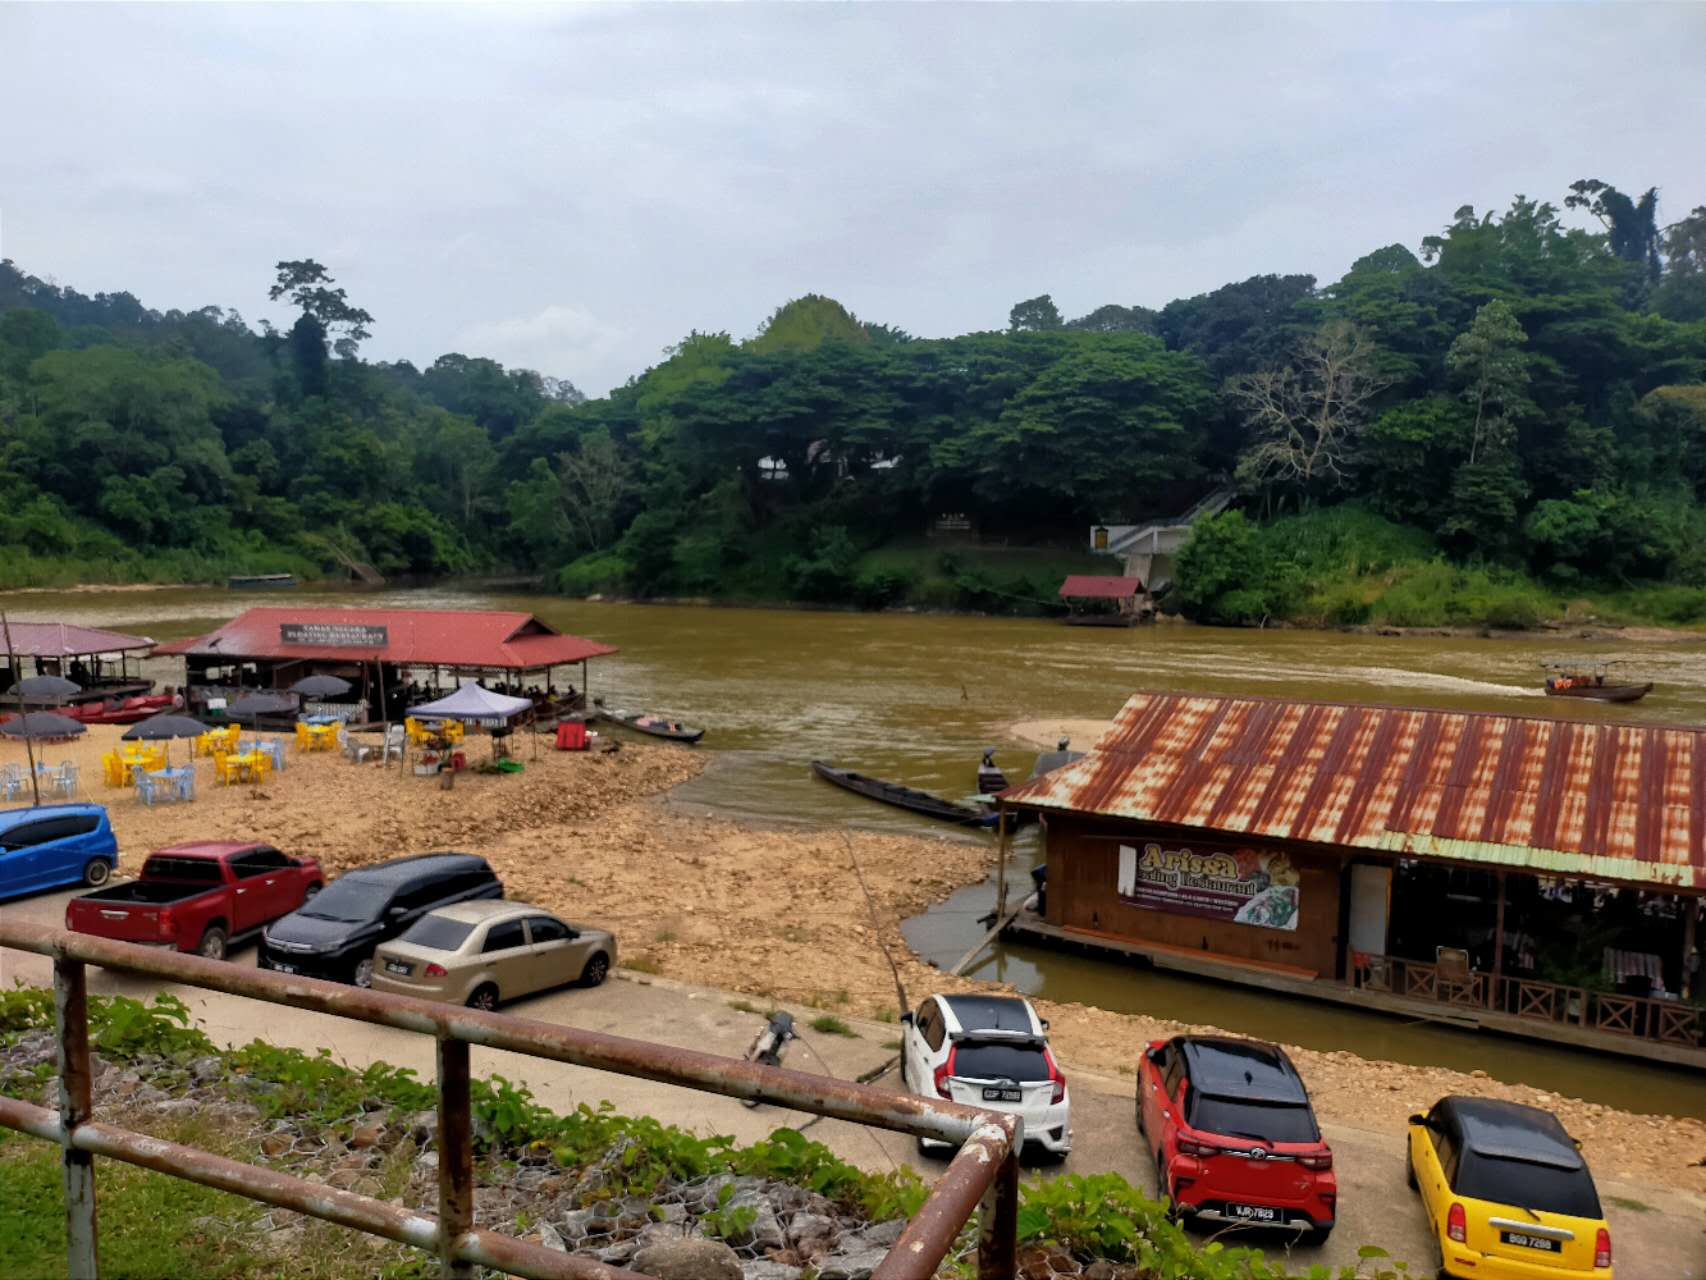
580,954,609,987
196,927,228,961
1135,1095,1146,1138
467,984,499,1012
353,958,374,988
83,859,111,888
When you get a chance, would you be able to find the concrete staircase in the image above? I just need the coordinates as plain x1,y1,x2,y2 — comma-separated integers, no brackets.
1089,485,1236,593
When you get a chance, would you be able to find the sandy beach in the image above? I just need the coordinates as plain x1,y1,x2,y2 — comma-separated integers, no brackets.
8,722,1705,1197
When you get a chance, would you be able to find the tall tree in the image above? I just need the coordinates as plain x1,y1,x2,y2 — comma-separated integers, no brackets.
1008,294,1063,333
1445,300,1532,463
1229,322,1392,504
268,260,374,358
1566,179,1661,281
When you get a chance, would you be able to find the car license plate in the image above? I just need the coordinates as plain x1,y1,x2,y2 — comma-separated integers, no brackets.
270,961,298,975
1499,1231,1558,1252
385,960,411,976
1227,1204,1279,1222
982,1086,1022,1102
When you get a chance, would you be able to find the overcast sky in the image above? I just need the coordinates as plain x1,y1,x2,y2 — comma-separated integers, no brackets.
3,4,1704,395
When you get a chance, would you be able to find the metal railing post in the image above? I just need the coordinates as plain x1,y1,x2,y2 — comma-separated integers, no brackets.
437,1037,476,1279
55,956,99,1279
977,1146,1019,1280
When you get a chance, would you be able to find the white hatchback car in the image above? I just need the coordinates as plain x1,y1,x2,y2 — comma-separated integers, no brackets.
899,993,1071,1158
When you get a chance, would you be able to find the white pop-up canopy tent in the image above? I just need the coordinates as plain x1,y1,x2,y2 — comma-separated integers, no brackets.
409,683,532,727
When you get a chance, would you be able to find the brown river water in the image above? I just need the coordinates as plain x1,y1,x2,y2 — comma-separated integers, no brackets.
15,582,1706,1117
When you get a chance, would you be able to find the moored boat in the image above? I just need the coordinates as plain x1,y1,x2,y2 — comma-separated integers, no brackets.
228,573,297,590
812,761,998,827
66,693,182,725
596,707,705,744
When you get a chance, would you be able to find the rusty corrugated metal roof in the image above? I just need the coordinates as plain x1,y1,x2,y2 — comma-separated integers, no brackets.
155,607,616,670
1000,691,1706,891
1058,575,1143,599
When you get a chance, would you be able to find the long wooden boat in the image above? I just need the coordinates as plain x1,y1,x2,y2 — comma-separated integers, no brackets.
812,761,998,827
65,693,182,725
597,708,705,744
228,573,297,590
1544,681,1653,704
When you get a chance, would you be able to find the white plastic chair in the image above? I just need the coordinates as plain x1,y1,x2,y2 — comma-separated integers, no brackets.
51,761,78,800
0,763,21,801
380,724,405,764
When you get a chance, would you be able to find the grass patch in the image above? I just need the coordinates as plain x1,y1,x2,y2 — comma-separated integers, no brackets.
873,1007,897,1023
726,998,778,1018
1606,1195,1653,1213
623,957,662,975
881,1038,903,1051
808,1014,858,1038
653,928,678,944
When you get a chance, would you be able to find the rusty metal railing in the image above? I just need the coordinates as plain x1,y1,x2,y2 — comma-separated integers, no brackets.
0,920,1020,1279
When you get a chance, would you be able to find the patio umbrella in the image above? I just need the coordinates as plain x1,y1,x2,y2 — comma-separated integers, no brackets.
1,712,85,805
227,692,297,724
122,713,211,767
6,674,81,701
1,712,86,741
289,675,352,698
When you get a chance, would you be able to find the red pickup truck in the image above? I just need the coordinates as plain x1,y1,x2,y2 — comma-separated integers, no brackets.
65,842,324,960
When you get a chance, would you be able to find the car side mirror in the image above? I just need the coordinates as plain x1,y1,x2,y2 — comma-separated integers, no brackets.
1408,1113,1429,1127
899,1012,914,1025
1147,1047,1165,1065
1040,1018,1050,1032
388,907,407,920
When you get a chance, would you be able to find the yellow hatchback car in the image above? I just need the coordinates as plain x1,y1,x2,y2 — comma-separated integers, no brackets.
1408,1097,1612,1279
371,900,615,1010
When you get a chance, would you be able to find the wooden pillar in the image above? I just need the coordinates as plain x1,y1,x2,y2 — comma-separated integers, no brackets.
1490,871,1507,1009
1684,897,1699,1000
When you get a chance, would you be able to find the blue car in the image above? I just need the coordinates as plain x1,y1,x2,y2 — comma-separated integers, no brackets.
0,805,119,899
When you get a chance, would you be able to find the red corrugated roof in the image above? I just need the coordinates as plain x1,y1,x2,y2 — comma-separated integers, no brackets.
0,622,155,657
1058,575,1143,599
1001,690,1706,891
157,607,616,670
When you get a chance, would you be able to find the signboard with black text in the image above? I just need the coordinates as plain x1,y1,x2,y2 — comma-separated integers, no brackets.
1117,842,1301,931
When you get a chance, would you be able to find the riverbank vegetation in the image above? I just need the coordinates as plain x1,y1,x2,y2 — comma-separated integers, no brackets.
2,178,1704,626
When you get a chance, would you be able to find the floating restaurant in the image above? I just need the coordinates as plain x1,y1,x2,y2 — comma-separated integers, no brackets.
998,690,1706,1068
155,607,616,722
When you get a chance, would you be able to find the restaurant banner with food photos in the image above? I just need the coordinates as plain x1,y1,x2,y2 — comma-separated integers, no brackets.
1116,842,1301,931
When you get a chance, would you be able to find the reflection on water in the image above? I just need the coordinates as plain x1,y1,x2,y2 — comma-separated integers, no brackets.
20,582,1706,1117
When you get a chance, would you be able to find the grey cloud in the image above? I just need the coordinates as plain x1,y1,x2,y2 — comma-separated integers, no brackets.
2,3,1703,394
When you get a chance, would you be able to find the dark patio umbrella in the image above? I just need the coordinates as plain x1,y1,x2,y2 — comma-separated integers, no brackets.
6,674,81,701
227,692,297,723
0,711,86,740
121,714,211,742
289,675,352,698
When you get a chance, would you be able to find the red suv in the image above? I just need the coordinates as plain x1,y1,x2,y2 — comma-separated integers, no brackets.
1138,1036,1335,1245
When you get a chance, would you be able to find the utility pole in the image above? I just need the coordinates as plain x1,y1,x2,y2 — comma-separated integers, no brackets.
2,611,42,806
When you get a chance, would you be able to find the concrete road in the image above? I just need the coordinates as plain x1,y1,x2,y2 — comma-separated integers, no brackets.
3,887,1704,1276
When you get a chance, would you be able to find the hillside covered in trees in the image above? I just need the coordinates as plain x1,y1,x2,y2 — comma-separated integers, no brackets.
2,179,1705,627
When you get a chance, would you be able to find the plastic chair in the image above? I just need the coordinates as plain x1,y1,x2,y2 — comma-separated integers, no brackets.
175,769,196,802
212,753,234,786
100,754,126,789
294,722,311,752
0,764,21,801
135,772,160,807
51,761,78,800
380,724,405,764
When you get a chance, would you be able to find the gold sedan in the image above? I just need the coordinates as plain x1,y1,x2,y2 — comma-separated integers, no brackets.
371,900,615,1010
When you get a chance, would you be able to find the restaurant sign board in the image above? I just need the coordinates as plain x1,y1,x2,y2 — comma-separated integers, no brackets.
1117,842,1301,931
279,623,389,649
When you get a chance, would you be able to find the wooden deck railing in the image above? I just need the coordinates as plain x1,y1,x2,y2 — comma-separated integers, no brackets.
1352,954,1704,1050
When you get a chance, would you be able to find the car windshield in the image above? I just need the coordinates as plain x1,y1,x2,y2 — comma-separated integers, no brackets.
1187,1095,1320,1144
399,916,476,951
1456,1153,1601,1219
142,857,224,883
952,1041,1049,1083
298,881,392,924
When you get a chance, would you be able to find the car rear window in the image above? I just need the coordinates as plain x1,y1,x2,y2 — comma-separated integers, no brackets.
952,1042,1049,1083
1187,1095,1320,1144
142,857,224,884
1455,1153,1601,1218
398,916,476,951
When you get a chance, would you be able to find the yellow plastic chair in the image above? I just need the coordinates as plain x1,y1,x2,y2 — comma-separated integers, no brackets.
294,722,311,752
102,752,125,788
251,754,273,784
212,753,234,786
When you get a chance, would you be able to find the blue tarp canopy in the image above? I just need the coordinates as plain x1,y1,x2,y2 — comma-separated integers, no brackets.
409,683,532,726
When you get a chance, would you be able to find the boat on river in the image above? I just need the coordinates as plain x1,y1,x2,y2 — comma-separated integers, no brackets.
227,573,297,590
1542,662,1652,703
596,707,705,744
812,761,998,827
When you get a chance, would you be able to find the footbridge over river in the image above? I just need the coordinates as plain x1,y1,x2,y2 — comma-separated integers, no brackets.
1088,485,1236,592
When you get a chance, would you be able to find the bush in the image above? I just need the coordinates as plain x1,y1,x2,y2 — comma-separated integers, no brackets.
557,550,630,596
1172,511,1300,626
783,525,859,602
